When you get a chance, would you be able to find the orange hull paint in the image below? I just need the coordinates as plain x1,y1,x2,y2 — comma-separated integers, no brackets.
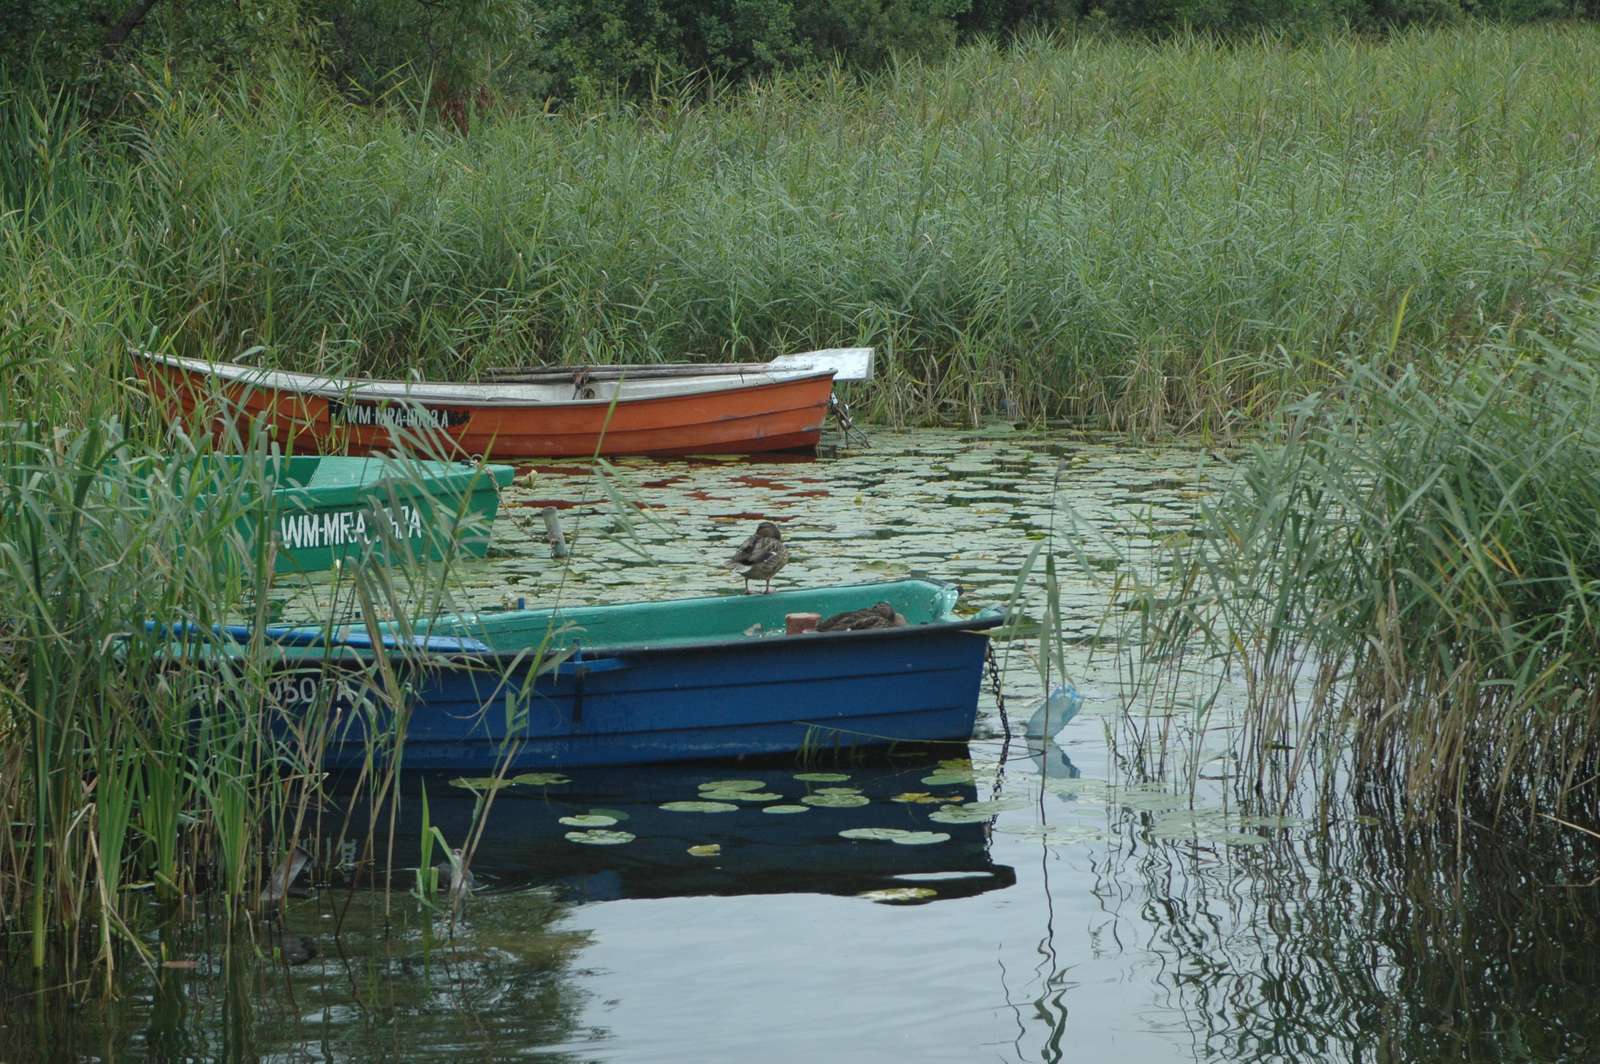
136,359,835,458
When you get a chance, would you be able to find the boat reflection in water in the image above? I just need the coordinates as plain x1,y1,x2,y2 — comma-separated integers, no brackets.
362,749,1018,904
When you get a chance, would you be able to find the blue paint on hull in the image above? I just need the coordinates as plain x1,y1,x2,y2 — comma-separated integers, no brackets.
297,621,994,771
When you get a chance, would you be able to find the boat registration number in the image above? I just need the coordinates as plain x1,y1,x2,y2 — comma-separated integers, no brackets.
276,503,425,551
327,400,471,431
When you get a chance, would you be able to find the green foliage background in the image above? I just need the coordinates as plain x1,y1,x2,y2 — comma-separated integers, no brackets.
4,0,1598,107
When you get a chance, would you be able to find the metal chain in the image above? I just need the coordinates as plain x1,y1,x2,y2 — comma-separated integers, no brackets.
985,642,1010,738
829,395,870,448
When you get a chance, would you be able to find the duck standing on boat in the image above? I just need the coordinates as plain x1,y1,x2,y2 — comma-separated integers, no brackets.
726,521,788,594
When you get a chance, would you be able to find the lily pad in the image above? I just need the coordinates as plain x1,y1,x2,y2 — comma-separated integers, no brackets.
450,776,514,791
1239,814,1308,829
793,772,852,783
928,807,994,825
558,814,619,828
954,797,1030,815
687,844,722,858
565,829,636,845
511,772,571,786
890,792,943,804
890,831,951,846
999,823,1104,843
1045,778,1111,799
1117,792,1189,813
813,786,862,796
920,773,974,787
762,804,811,815
660,800,740,813
700,790,784,802
839,827,912,841
859,887,938,904
800,793,871,808
698,779,766,792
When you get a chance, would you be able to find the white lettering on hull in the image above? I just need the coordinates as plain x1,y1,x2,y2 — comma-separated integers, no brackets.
277,503,427,551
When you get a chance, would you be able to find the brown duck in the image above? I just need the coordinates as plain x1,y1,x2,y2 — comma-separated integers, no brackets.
726,521,788,594
816,601,907,632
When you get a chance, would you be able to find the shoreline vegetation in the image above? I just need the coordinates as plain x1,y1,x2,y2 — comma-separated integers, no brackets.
5,21,1600,995
5,25,1598,434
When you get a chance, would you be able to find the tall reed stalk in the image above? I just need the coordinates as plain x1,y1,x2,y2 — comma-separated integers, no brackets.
1144,293,1600,828
8,25,1600,434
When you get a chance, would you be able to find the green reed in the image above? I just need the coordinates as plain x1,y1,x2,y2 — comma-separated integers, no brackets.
7,23,1600,435
1143,291,1600,827
0,346,516,988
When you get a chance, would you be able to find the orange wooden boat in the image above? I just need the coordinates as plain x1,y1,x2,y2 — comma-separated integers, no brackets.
134,349,873,459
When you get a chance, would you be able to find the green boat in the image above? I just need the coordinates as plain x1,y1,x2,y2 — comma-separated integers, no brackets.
225,455,514,573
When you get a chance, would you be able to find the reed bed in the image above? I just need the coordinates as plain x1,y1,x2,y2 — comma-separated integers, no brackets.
0,316,504,989
1142,292,1600,828
5,18,1600,991
6,24,1600,433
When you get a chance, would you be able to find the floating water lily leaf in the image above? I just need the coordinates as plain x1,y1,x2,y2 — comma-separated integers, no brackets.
660,800,740,813
1240,814,1307,829
450,776,514,791
1117,792,1189,813
937,758,973,771
813,786,862,796
762,804,810,815
511,772,571,786
999,823,1104,843
1150,811,1234,837
928,809,988,825
890,831,951,846
891,792,942,804
800,793,871,808
956,797,1029,815
839,827,911,840
589,807,631,822
920,773,973,787
565,829,636,845
698,780,765,792
1046,778,1111,799
700,790,783,802
687,844,722,858
558,814,618,828
793,772,852,783
859,887,938,904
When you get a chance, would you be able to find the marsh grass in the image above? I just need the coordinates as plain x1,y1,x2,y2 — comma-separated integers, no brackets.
7,25,1600,435
1141,293,1600,828
0,348,525,988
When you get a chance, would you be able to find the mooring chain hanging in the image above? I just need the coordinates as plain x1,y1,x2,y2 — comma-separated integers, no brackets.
985,642,1010,738
830,394,869,447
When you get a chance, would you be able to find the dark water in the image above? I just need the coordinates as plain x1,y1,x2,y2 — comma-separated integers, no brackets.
9,431,1600,1062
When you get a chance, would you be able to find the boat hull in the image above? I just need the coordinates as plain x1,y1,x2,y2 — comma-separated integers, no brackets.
135,354,836,458
288,625,991,770
244,581,1002,770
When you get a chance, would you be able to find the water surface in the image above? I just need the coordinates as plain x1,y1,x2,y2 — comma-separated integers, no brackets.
11,430,1600,1063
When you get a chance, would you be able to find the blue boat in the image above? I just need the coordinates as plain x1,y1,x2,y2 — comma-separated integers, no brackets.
215,579,1004,771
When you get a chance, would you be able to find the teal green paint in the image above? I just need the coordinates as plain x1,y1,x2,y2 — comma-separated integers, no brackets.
219,456,513,574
